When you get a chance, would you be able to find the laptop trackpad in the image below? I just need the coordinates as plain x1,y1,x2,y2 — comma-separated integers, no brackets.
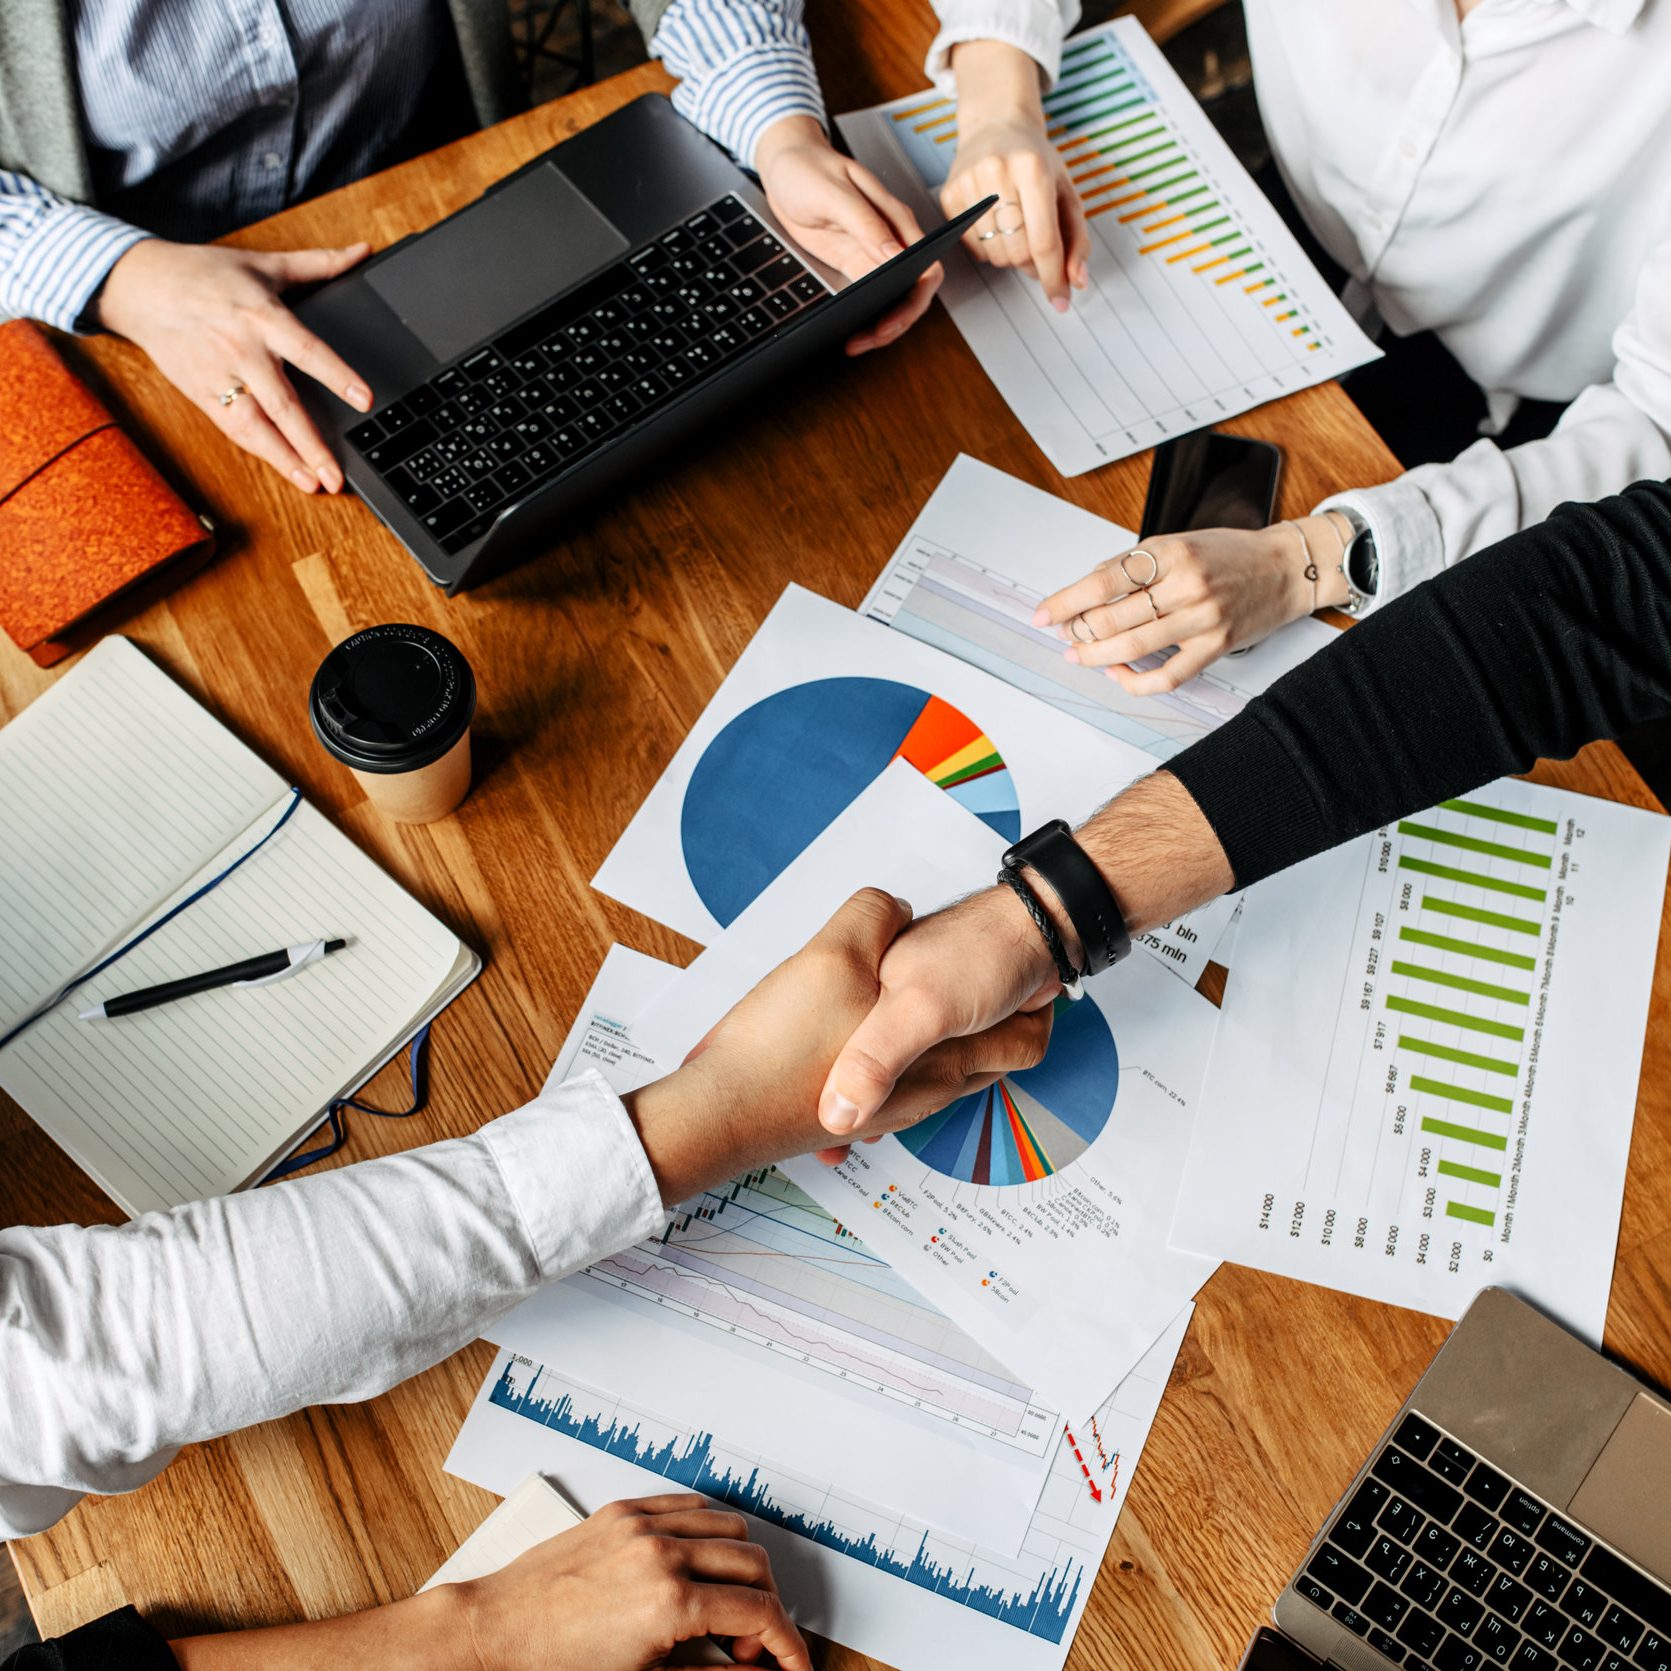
366,163,628,363
1568,1395,1671,1579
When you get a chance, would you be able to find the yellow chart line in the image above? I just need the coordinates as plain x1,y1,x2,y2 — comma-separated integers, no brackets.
1167,243,1212,264
1081,177,1135,204
1275,309,1296,321
1073,160,1124,185
1137,229,1194,254
892,96,949,121
913,111,957,134
1213,266,1252,284
1136,210,1191,233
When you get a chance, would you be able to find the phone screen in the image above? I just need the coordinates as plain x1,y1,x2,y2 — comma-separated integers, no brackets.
1140,429,1282,538
1237,1628,1324,1671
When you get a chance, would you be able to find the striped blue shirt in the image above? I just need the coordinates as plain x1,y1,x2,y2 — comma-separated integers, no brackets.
0,0,824,333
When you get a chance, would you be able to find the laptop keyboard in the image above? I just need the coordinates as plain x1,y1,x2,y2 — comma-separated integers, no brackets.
1297,1413,1671,1671
345,193,827,557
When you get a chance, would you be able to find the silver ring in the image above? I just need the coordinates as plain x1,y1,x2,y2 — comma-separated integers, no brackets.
975,226,1005,243
976,200,1024,242
1119,548,1160,591
1069,614,1099,644
220,380,247,408
995,216,1026,237
1142,590,1162,623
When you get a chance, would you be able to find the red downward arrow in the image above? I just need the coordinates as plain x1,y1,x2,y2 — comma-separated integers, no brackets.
1062,1421,1103,1503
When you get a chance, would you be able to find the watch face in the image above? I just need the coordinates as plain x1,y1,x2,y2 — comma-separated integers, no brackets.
1348,530,1380,597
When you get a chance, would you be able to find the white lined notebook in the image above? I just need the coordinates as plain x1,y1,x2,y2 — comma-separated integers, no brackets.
0,637,480,1217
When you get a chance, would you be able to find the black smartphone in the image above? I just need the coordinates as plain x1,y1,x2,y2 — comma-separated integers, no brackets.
1236,1628,1323,1670
1139,428,1283,538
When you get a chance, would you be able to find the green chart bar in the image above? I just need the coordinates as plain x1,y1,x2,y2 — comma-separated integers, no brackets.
1388,996,1524,1041
1439,799,1559,835
1422,898,1543,938
1438,1159,1503,1188
1398,822,1553,869
1447,1201,1497,1227
1411,1075,1515,1114
1390,962,1530,1005
1421,1116,1508,1151
1399,928,1538,971
1398,1036,1519,1078
1399,856,1547,902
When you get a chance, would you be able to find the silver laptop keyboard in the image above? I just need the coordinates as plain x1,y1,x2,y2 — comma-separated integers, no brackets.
1298,1413,1671,1671
346,193,826,557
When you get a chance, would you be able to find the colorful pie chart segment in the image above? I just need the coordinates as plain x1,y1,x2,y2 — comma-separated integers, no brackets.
680,676,1019,928
896,996,1119,1185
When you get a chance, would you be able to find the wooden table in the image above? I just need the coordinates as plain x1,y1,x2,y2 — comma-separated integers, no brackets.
5,11,1669,1668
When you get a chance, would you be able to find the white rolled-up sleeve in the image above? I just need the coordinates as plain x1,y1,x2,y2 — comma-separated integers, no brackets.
1318,223,1671,612
0,1068,661,1540
924,0,1081,94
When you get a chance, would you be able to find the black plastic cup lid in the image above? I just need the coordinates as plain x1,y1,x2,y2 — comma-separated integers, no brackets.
309,624,476,775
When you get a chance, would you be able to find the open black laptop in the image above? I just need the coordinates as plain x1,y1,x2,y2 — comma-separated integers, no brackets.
1241,1289,1671,1671
297,94,988,593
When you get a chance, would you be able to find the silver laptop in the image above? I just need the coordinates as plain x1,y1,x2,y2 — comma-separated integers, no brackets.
1242,1287,1670,1671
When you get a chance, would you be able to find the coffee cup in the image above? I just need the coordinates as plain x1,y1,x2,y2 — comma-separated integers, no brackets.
309,624,477,824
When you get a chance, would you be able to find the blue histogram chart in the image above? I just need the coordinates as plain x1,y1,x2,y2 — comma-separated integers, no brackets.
489,1354,1086,1642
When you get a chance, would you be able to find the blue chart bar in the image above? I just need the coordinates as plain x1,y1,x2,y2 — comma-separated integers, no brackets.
490,1359,1084,1642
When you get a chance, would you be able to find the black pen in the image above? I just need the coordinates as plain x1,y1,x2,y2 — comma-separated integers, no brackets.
79,939,348,1021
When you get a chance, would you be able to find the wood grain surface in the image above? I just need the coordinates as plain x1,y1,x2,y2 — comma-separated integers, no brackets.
4,9,1668,1669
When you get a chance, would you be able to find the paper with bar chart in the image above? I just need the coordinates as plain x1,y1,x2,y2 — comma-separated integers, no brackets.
447,1311,1191,1671
498,943,1060,1554
1171,781,1670,1340
837,19,1379,475
636,764,1220,1421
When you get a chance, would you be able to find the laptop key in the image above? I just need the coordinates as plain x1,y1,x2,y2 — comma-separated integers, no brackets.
440,511,493,554
1382,1496,1426,1545
660,357,694,387
1459,1506,1501,1552
377,401,414,434
1437,1639,1486,1671
421,496,471,541
1478,1614,1520,1664
487,396,527,426
1560,1624,1604,1670
492,458,531,495
683,209,718,237
463,481,502,514
712,193,748,223
1309,1545,1375,1605
1526,1603,1567,1648
1333,1601,1373,1638
1568,1581,1607,1630
629,244,670,273
1512,1646,1559,1669
1454,1551,1498,1598
1536,1519,1590,1570
1526,1556,1571,1603
1401,1610,1447,1657
1443,1589,1486,1636
617,282,652,313
789,271,824,302
758,252,803,289
1491,1529,1537,1577
1370,1537,1415,1585
1366,1582,1412,1631
509,349,548,378
1406,1561,1452,1610
1420,1525,1464,1567
1489,1575,1534,1624
1641,1634,1671,1671
486,433,523,463
405,384,441,417
1432,1435,1477,1482
1373,1629,1408,1660
1465,1466,1512,1515
432,367,466,395
1597,1609,1640,1655
1331,1480,1390,1557
432,465,469,499
763,288,801,320
460,450,496,480
605,392,640,424
347,416,385,450
1501,1494,1546,1537
1375,1450,1464,1525
1601,1655,1631,1671
360,418,435,472
1295,1572,1333,1611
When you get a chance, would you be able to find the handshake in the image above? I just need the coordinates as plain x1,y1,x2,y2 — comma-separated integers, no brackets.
628,884,1066,1204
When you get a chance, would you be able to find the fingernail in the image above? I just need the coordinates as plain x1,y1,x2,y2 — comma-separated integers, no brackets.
291,468,317,492
1031,605,1050,627
893,895,911,912
345,382,371,411
317,465,341,493
1051,295,1070,314
822,1094,862,1135
878,239,904,259
1064,645,1080,664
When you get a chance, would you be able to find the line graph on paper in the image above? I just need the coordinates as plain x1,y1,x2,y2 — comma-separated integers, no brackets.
837,17,1378,475
581,1166,1058,1454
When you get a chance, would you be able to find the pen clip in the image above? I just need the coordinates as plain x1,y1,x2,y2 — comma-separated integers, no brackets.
239,940,330,987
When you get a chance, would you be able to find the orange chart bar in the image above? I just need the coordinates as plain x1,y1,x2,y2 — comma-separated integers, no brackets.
891,96,949,122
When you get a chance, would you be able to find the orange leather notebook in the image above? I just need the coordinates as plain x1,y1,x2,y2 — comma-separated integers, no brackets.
0,320,215,667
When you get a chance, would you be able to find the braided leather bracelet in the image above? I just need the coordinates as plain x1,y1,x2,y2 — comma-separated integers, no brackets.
997,867,1082,990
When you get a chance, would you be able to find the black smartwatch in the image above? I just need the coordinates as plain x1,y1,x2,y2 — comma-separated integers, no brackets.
1000,820,1131,979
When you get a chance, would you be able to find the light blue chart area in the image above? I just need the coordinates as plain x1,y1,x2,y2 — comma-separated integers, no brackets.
897,995,1120,1185
678,676,1021,926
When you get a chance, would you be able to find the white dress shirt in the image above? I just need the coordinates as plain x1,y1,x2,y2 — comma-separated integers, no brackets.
932,0,1671,608
0,1069,662,1541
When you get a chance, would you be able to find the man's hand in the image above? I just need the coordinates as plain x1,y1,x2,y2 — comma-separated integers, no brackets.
815,885,1058,1147
754,115,941,356
942,41,1091,311
628,889,1051,1200
95,238,374,495
458,1494,811,1671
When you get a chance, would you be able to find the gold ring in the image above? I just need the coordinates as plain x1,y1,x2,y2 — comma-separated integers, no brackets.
1119,548,1160,590
220,380,247,408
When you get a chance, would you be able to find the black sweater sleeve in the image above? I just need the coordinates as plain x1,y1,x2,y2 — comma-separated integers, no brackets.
1167,480,1671,890
0,1609,175,1671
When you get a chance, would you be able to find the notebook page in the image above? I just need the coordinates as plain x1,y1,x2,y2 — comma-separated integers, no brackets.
0,800,461,1216
0,638,284,1034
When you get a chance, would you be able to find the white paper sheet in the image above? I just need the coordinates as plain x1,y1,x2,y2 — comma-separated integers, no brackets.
447,1310,1192,1671
1171,780,1671,1342
634,764,1218,1420
591,582,1222,982
837,19,1380,476
498,939,1059,1555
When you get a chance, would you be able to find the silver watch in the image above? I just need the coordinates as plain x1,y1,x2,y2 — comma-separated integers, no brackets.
1327,505,1380,616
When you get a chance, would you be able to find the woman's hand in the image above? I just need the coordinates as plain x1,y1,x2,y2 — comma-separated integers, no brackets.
628,889,1053,1196
94,237,374,495
459,1494,811,1671
1034,517,1351,694
755,115,941,355
942,41,1090,310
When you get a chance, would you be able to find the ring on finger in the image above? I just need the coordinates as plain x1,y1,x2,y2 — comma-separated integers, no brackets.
220,380,247,408
1119,548,1160,591
1141,589,1162,623
1069,613,1100,644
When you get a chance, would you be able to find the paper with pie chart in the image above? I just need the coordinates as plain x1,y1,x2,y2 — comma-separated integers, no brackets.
635,762,1221,1420
591,583,1218,978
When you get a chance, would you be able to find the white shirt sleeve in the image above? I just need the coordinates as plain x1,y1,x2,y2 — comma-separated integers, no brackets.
0,169,148,333
0,1068,662,1541
924,0,1081,94
1319,223,1671,612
